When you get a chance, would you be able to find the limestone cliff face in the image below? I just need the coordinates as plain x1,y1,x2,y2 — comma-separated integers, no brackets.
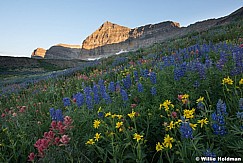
31,48,46,58
81,21,181,56
45,44,81,60
82,21,131,50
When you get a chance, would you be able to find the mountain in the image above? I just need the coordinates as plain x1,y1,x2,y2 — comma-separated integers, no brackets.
45,44,81,60
80,21,180,58
32,44,81,59
34,7,243,60
31,48,46,58
82,21,131,50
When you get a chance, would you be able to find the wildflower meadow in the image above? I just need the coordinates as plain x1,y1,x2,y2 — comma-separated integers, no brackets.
0,21,243,162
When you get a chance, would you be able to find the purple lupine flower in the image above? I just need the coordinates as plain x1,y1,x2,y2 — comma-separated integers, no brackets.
211,99,227,136
98,80,106,98
121,89,128,102
123,75,131,89
85,95,93,110
216,99,227,115
56,109,64,122
103,92,112,104
63,97,71,107
151,87,156,96
49,108,56,121
137,83,143,92
133,71,139,82
196,62,206,79
212,123,227,135
142,69,149,78
197,102,204,110
74,93,85,107
93,84,100,104
49,108,64,122
108,81,115,92
116,82,121,92
98,112,104,118
149,72,156,84
180,122,193,139
236,112,243,119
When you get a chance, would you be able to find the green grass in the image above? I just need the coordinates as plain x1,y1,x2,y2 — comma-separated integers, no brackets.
0,19,243,162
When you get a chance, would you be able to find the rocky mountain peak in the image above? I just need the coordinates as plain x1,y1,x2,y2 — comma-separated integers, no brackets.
31,48,46,58
82,21,131,50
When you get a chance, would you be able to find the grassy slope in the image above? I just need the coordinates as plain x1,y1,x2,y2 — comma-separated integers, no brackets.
0,19,242,162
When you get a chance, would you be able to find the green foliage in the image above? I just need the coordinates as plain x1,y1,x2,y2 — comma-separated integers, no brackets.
0,20,243,162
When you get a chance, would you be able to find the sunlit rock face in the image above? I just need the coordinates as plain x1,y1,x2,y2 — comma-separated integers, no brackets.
82,21,131,50
45,45,81,60
56,44,82,49
31,48,46,58
81,21,181,57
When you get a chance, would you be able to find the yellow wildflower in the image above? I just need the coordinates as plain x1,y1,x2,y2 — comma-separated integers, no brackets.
167,121,175,130
156,142,164,152
128,110,136,119
111,114,117,118
116,115,123,119
94,133,101,141
163,134,174,149
161,100,174,112
197,118,209,128
222,76,233,85
93,119,101,129
183,108,195,119
239,79,243,85
182,94,189,99
196,96,204,103
133,133,143,142
86,139,95,145
116,121,123,128
190,123,197,130
175,119,182,127
163,100,172,106
97,107,102,113
105,112,111,117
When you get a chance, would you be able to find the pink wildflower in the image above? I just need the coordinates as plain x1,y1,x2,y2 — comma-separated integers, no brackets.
43,131,55,141
57,121,65,134
27,152,35,161
54,137,60,145
130,104,137,109
50,121,57,130
64,116,73,126
178,95,183,100
59,135,70,145
73,98,76,103
19,106,26,113
1,113,5,118
171,111,177,118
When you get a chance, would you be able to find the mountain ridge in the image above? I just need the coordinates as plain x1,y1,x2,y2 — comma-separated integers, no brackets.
32,7,243,60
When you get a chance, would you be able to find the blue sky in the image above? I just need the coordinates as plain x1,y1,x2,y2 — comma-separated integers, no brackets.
0,0,242,57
